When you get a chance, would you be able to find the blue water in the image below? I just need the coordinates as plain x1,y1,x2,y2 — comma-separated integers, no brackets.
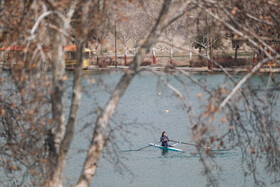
61,71,279,187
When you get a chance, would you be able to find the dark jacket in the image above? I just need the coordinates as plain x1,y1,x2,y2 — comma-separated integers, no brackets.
160,135,169,147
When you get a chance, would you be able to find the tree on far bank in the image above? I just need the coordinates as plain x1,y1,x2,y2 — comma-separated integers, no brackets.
0,0,176,186
193,12,222,59
0,1,280,187
165,15,185,64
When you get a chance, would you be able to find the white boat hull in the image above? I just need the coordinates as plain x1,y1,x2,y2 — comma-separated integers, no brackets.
149,143,184,152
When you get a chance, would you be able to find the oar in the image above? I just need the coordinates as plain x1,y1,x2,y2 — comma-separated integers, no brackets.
120,145,150,152
169,140,210,149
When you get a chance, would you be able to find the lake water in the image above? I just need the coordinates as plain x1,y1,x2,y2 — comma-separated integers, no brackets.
59,71,279,187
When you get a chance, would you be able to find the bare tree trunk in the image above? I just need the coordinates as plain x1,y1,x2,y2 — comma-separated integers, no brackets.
76,1,172,186
198,47,202,59
101,43,104,67
234,44,238,63
51,40,85,186
48,16,66,187
115,20,118,68
189,42,193,60
152,46,157,64
124,43,127,66
134,43,138,55
48,1,90,186
170,40,174,64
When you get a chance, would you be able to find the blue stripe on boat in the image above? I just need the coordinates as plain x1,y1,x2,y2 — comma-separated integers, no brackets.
149,143,184,152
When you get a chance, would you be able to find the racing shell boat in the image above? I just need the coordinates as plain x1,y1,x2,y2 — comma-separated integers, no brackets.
149,143,184,152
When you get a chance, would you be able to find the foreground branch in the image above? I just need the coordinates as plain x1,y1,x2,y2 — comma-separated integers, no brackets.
76,1,173,186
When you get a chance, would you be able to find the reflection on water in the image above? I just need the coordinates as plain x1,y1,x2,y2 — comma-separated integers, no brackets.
161,149,168,156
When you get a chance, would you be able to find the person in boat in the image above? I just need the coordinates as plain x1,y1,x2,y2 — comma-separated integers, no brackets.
160,131,169,147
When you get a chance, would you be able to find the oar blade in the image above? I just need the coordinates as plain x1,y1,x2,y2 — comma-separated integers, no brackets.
120,145,150,152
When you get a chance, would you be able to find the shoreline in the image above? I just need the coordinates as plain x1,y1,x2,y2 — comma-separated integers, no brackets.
1,65,280,73
82,65,280,73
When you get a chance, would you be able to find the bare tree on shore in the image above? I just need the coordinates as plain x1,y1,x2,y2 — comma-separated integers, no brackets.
118,2,135,65
0,0,280,187
0,0,176,186
168,1,280,186
165,15,185,64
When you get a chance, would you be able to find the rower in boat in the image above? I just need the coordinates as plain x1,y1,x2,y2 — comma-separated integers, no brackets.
160,131,169,147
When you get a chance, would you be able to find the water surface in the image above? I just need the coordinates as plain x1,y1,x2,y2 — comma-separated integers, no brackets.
62,71,279,187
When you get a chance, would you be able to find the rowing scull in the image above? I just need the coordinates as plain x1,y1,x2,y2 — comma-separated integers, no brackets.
149,143,184,152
